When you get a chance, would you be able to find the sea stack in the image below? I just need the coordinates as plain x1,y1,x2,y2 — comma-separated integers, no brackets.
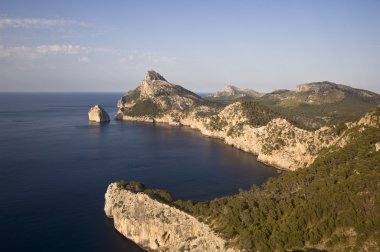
88,105,110,123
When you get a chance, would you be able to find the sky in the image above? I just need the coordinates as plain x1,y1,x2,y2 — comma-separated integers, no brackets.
0,0,379,93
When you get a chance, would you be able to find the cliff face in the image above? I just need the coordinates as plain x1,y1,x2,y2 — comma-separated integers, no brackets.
104,183,237,252
182,102,341,170
116,71,348,170
88,104,110,123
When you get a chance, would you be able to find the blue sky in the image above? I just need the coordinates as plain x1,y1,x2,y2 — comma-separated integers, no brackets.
0,0,379,92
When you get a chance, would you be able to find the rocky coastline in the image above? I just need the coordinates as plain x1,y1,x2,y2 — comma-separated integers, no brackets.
105,182,238,252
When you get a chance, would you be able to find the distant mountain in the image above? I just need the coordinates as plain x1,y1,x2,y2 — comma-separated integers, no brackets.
264,81,380,105
113,71,380,251
258,81,380,127
116,70,211,120
209,85,263,99
116,71,379,170
207,81,380,127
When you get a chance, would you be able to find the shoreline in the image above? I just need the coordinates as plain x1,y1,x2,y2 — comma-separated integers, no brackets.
115,116,289,171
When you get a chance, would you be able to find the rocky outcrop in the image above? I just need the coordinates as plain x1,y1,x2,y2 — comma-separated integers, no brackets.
116,71,380,170
272,81,380,105
355,108,380,128
104,183,237,252
116,71,336,170
88,105,110,123
144,70,167,81
180,103,339,170
210,85,262,98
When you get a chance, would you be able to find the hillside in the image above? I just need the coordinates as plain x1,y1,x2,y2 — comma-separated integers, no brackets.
112,71,380,251
116,71,364,170
116,70,219,121
207,85,263,103
173,108,380,251
207,81,380,128
110,108,380,251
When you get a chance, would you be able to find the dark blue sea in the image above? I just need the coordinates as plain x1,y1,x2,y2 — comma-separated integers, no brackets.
0,93,279,251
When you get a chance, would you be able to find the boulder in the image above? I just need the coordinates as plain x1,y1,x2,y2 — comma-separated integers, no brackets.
88,105,110,123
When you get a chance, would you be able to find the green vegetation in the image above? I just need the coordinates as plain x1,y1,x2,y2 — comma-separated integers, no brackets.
125,89,141,101
207,86,380,129
116,180,145,192
241,101,313,130
173,125,380,251
122,99,162,117
332,122,348,136
226,123,244,137
207,115,228,131
116,180,173,203
256,93,380,128
241,100,282,126
116,107,380,251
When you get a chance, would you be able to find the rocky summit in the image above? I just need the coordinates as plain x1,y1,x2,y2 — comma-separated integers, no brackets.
116,70,207,122
115,70,380,171
88,104,110,123
210,84,263,98
144,70,167,81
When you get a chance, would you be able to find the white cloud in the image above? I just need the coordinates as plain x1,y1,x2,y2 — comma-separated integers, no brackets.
78,56,89,63
0,44,118,60
0,18,87,28
36,44,87,55
0,45,39,60
119,51,177,65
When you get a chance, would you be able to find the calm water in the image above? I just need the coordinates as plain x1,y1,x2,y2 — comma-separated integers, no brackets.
0,93,279,251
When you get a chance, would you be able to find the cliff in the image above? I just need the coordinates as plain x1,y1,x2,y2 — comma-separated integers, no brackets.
88,104,110,123
104,182,237,252
116,71,351,170
104,110,380,251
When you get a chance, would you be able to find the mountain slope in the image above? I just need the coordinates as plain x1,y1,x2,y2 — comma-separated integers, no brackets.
116,71,378,170
174,108,380,251
208,81,380,128
117,70,208,120
110,108,380,251
208,85,263,102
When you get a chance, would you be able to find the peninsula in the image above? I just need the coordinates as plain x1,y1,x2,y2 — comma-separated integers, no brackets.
115,70,380,170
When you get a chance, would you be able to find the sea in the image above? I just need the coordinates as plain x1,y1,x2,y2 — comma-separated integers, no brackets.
0,93,279,251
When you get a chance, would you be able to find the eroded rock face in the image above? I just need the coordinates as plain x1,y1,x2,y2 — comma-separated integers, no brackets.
375,142,380,152
145,70,167,81
211,85,262,98
88,105,110,123
180,103,340,170
104,183,237,252
116,71,380,170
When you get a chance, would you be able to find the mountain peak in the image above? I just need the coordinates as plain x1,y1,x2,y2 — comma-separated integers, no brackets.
210,85,262,98
295,81,339,93
224,85,240,95
144,70,167,81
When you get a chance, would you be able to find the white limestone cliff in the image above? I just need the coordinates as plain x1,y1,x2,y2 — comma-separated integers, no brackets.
116,71,379,171
118,101,340,170
88,104,110,123
104,183,237,252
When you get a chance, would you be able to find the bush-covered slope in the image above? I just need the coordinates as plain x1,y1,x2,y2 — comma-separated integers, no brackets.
207,82,380,129
114,108,380,251
241,100,314,130
173,125,380,251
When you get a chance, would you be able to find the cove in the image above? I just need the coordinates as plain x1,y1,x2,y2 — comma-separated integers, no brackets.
0,93,279,251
